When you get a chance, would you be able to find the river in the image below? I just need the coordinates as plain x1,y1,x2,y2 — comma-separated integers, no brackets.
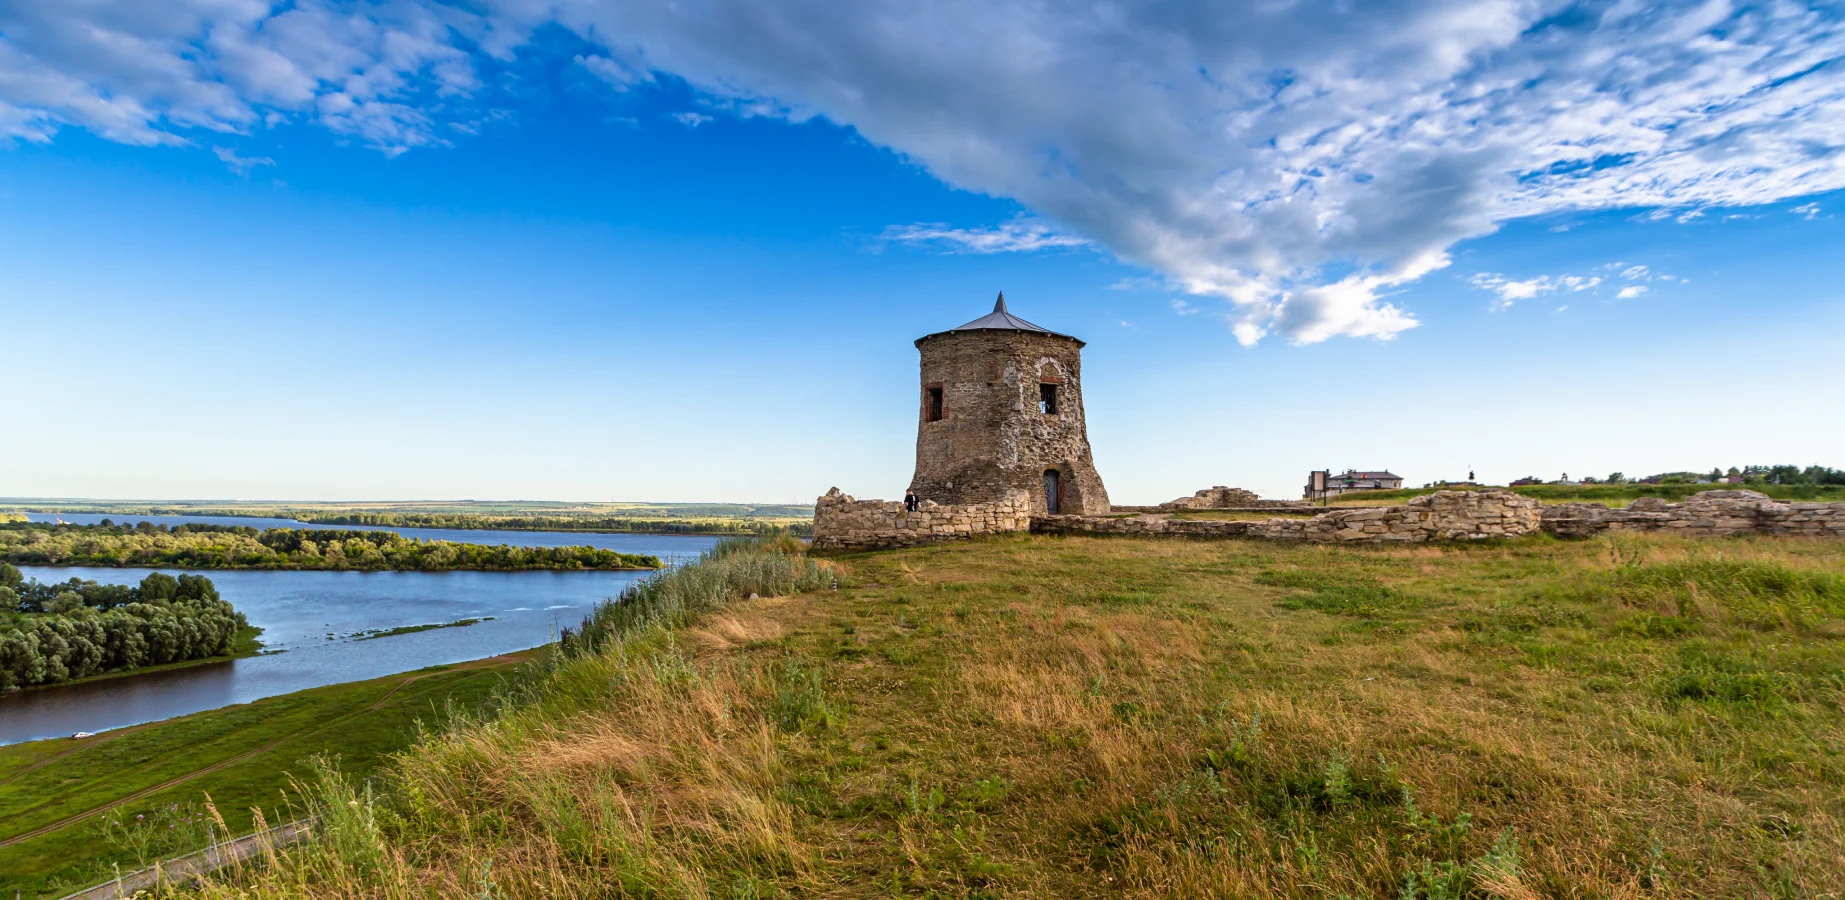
1,520,721,744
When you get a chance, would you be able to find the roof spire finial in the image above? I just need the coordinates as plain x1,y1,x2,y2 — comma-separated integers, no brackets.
994,291,1007,314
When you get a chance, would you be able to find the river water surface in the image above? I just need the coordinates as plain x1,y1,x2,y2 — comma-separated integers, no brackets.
1,521,720,744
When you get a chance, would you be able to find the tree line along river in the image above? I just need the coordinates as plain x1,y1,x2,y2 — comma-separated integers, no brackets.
0,514,719,745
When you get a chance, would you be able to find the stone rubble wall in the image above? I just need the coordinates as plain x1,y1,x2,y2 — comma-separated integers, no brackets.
1038,490,1544,543
812,487,1032,552
1541,490,1845,538
1109,486,1307,514
1159,486,1262,509
815,487,1845,552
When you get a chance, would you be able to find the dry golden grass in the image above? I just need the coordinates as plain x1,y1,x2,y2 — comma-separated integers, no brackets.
192,532,1845,899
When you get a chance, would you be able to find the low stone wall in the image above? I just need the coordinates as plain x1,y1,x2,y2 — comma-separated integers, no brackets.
812,487,1031,551
1111,488,1307,515
814,487,1845,552
1161,486,1261,508
1541,490,1845,538
1039,490,1543,543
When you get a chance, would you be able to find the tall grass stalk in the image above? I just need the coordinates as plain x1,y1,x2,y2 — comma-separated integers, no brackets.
188,536,832,899
567,535,836,654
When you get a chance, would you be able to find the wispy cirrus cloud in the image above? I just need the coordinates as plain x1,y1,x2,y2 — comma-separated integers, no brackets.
1469,273,1602,309
880,220,1091,255
5,1,1845,344
1472,259,1682,308
213,145,274,174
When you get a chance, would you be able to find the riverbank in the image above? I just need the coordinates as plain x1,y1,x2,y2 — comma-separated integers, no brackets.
1,564,667,744
187,532,1845,897
0,648,539,897
1,522,663,571
6,625,268,695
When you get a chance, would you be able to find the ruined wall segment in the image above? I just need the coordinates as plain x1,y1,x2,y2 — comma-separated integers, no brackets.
908,297,1110,516
811,487,1031,552
1160,486,1262,509
1541,490,1845,538
1037,490,1543,543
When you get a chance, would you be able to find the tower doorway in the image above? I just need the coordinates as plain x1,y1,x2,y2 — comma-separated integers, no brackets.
1043,469,1061,514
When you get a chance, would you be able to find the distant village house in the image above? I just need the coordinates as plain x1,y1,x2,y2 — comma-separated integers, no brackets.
1304,469,1404,501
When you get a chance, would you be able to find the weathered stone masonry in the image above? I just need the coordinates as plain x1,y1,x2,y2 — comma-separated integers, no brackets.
1038,490,1544,543
1541,490,1845,538
909,297,1110,517
811,487,1031,552
812,487,1845,552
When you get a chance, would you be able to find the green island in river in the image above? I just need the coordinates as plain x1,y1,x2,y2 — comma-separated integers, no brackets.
0,521,662,571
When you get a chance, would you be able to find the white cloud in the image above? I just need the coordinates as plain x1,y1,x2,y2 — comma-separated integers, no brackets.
1621,265,1650,280
212,145,273,174
882,220,1091,254
1469,271,1601,309
671,111,713,127
1792,202,1821,220
1617,285,1649,299
6,1,1845,343
576,53,651,90
0,1,482,153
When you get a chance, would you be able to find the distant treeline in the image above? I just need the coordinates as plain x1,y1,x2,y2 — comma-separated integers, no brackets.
1339,482,1845,506
0,522,662,571
0,564,248,690
1513,465,1845,488
294,512,815,538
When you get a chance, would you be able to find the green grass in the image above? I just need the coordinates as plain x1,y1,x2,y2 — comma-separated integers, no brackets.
176,533,1845,898
352,617,491,641
0,651,536,898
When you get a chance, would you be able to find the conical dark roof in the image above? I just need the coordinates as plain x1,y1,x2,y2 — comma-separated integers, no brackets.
916,293,1082,346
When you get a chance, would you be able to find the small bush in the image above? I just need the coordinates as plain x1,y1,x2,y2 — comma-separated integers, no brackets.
769,657,842,733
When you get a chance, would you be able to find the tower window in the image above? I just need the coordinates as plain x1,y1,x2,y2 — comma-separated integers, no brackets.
1039,383,1059,415
926,386,944,422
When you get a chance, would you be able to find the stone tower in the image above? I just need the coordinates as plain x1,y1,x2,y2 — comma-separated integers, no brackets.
909,293,1110,516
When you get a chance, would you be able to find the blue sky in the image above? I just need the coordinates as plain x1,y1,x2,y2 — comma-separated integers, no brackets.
3,2,1843,503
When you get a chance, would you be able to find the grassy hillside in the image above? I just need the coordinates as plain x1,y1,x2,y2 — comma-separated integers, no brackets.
174,532,1845,898
1323,482,1845,507
0,652,535,898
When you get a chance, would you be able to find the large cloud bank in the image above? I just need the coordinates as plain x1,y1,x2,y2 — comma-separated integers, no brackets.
5,1,1842,343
